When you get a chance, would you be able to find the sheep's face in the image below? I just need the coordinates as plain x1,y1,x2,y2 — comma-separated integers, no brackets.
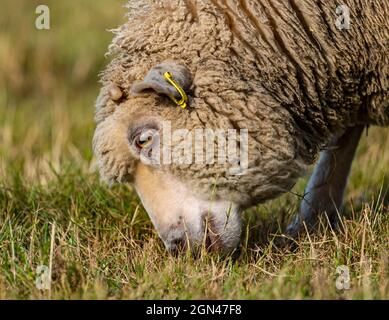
93,61,304,254
93,95,244,254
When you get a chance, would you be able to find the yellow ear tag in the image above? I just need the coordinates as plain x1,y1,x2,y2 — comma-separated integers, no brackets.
163,71,188,109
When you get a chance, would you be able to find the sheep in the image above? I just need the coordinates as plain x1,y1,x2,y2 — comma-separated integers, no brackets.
93,0,389,253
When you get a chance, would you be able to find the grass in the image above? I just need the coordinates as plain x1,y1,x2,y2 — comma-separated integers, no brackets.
0,0,388,300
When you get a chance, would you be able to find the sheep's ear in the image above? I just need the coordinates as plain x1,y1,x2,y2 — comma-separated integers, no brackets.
130,61,192,100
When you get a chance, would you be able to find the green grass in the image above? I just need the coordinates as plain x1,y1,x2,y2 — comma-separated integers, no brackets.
0,0,388,300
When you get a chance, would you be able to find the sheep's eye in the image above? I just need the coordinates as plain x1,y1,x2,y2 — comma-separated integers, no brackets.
135,131,154,149
136,136,153,149
129,123,160,154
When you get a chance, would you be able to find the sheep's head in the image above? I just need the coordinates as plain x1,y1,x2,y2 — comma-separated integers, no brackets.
93,60,305,254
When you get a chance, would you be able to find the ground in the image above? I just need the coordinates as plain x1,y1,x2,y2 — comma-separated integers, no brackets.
0,0,388,299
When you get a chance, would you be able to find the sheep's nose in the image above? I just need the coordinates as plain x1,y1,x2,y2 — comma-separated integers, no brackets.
166,234,219,255
166,237,187,255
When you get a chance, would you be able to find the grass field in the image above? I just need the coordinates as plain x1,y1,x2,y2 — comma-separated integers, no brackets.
0,0,388,299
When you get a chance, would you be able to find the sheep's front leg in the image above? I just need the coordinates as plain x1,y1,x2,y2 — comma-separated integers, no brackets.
286,125,364,237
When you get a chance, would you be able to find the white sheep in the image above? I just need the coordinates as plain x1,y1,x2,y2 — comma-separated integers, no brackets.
93,0,389,253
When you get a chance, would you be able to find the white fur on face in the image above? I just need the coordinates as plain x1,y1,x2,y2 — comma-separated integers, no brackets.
134,163,242,253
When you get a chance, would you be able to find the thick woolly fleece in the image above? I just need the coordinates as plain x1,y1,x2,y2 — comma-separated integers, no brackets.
93,0,389,207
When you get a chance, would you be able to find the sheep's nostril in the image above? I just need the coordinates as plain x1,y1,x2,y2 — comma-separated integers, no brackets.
205,233,212,249
202,214,222,252
172,238,185,248
168,238,186,255
204,226,222,252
